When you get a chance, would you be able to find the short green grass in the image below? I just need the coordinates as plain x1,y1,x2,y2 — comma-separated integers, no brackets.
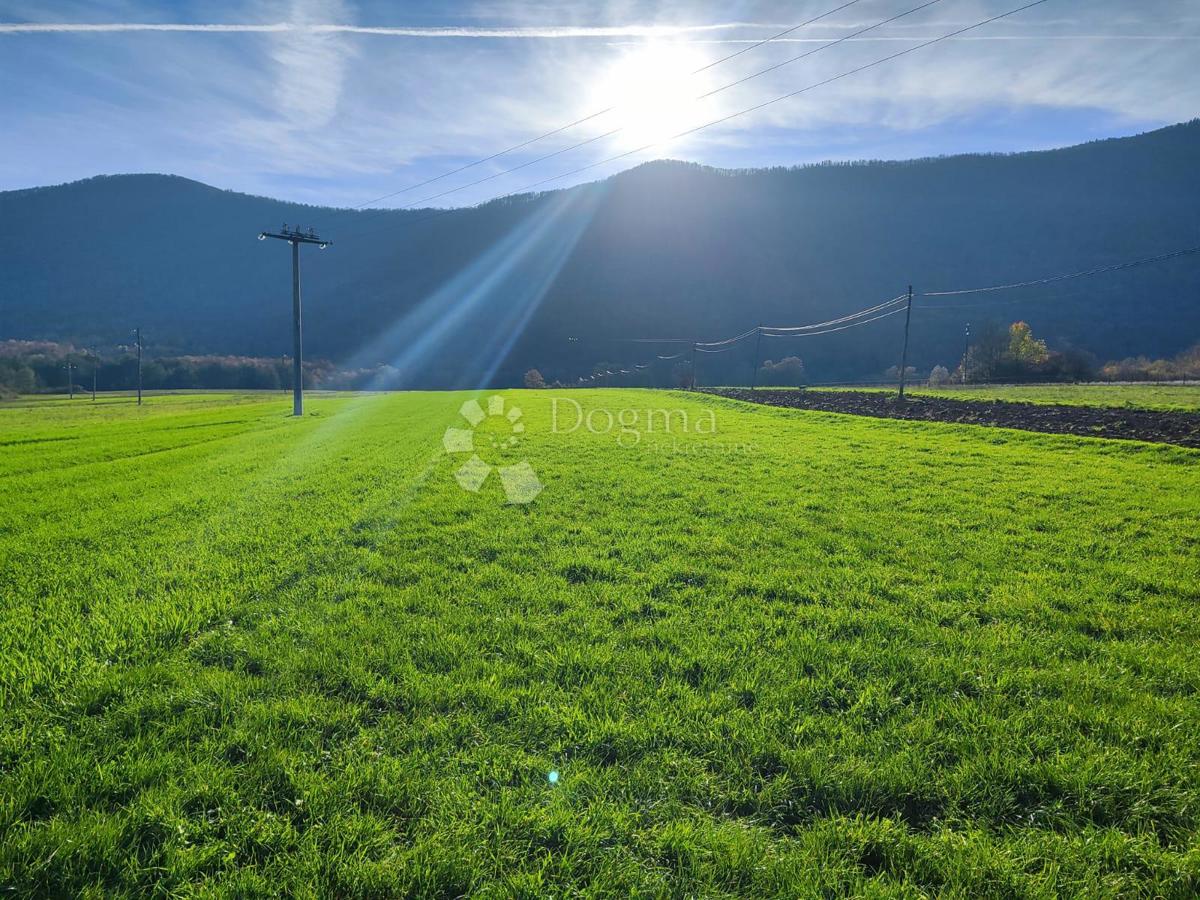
828,383,1200,411
2,390,1199,897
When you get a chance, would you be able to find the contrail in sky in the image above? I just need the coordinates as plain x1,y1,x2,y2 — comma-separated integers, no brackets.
2,21,1189,41
0,22,777,37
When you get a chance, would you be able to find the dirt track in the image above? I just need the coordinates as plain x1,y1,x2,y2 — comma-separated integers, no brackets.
703,388,1200,449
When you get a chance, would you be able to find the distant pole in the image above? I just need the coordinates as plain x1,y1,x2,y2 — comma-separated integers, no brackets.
291,239,302,415
961,322,971,383
133,327,143,405
897,285,913,400
564,336,580,388
689,343,697,390
750,325,763,390
64,363,75,399
90,348,97,401
259,225,331,417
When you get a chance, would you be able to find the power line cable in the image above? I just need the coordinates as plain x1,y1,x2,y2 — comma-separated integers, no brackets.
692,0,944,103
314,0,869,228
350,0,1053,243
607,294,909,360
762,294,908,332
920,244,1200,296
919,289,1097,311
635,240,1198,370
336,0,946,237
697,326,761,347
762,304,909,336
500,0,1053,201
606,242,1197,354
572,296,909,383
570,238,1198,381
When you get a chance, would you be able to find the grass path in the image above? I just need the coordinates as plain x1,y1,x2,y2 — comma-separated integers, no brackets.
2,391,1199,896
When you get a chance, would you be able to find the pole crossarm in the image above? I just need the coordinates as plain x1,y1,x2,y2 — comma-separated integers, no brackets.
259,225,331,248
258,224,331,417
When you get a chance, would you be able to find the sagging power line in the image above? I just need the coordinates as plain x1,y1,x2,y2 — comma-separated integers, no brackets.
568,288,915,388
576,238,1198,396
920,244,1200,297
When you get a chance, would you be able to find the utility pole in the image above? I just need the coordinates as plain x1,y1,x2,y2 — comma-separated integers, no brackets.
961,322,971,383
689,343,697,390
259,224,330,416
64,362,76,399
132,328,143,405
897,285,913,400
90,348,97,401
750,325,763,390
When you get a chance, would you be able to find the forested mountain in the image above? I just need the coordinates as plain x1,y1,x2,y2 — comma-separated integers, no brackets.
3,120,1199,387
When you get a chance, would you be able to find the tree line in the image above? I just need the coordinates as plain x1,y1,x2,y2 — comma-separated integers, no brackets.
0,341,393,397
3,324,1196,399
520,322,1200,390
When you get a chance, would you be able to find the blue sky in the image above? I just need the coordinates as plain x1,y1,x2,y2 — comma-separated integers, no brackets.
2,0,1198,209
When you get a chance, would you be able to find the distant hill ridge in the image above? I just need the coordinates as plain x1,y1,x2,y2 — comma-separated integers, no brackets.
2,120,1198,387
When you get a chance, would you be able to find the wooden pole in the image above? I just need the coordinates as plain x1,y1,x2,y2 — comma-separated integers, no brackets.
259,227,329,415
134,327,142,406
291,239,303,416
897,286,913,400
750,326,763,390
961,322,971,383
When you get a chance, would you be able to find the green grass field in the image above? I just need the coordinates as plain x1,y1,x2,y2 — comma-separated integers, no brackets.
3,391,1199,897
829,383,1200,411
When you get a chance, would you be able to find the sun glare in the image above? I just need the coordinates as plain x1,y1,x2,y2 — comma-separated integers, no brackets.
590,44,715,151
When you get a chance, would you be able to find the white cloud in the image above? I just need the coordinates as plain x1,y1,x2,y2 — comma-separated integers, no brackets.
268,0,354,127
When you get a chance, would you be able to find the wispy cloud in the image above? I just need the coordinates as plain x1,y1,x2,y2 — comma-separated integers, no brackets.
268,0,353,127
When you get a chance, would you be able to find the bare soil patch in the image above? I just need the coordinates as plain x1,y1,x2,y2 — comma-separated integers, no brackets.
704,388,1200,448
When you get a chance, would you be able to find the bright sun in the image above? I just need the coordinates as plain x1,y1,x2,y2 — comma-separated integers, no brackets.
589,44,714,151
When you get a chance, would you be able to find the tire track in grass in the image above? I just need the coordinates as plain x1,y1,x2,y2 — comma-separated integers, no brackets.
0,401,289,479
0,394,456,705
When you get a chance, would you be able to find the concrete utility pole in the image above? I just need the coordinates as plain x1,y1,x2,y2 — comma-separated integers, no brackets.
132,328,143,405
63,362,76,399
750,325,763,390
962,322,971,381
89,348,97,401
897,285,914,400
259,225,330,416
